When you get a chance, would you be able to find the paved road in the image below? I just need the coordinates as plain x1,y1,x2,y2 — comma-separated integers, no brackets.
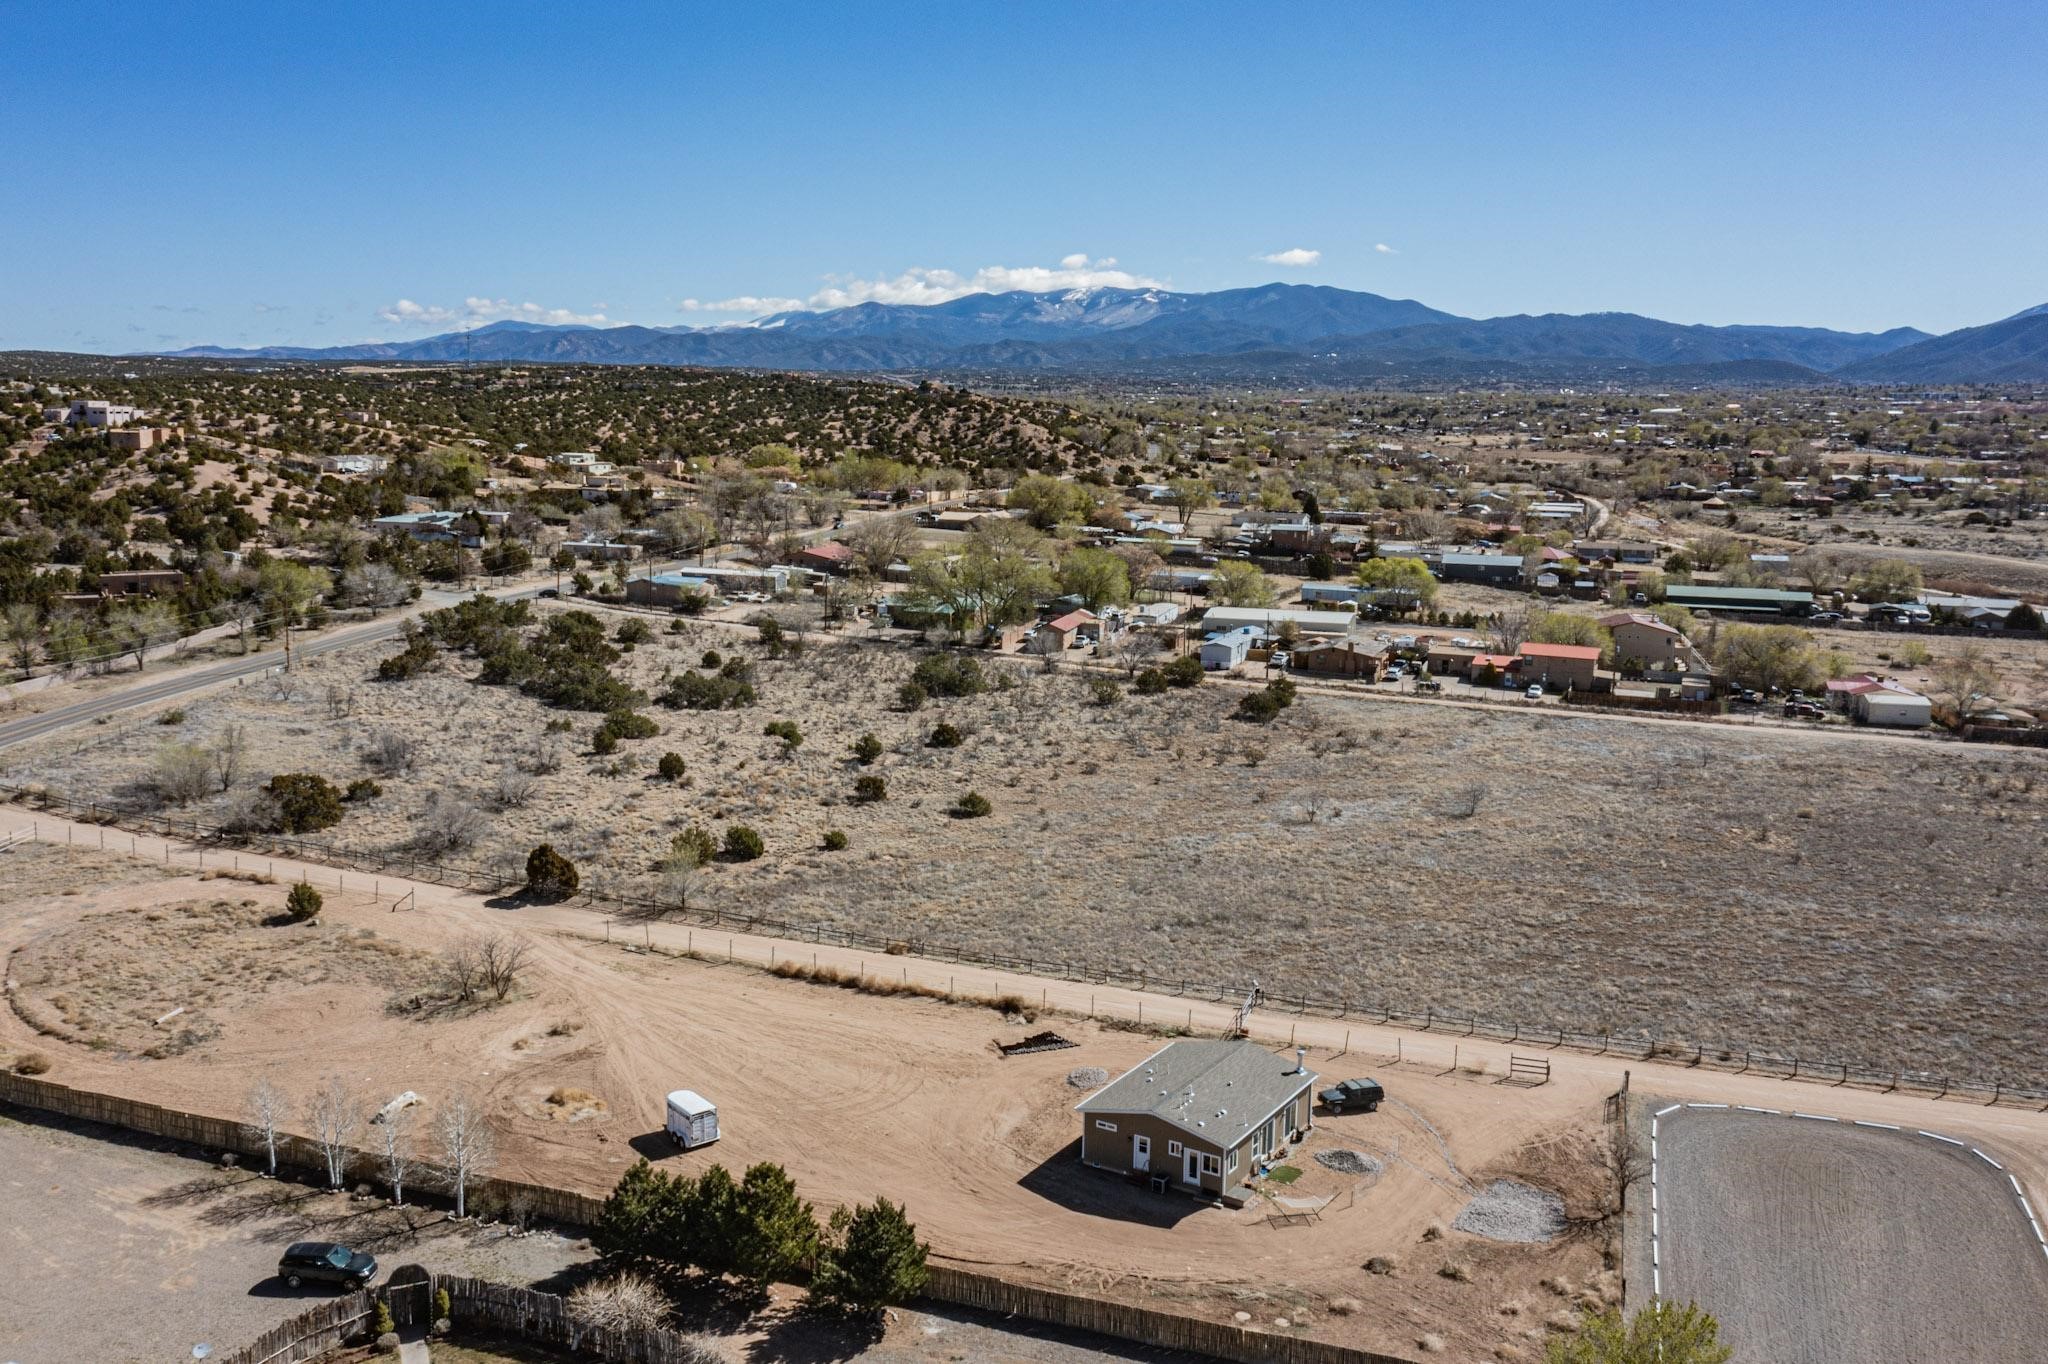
0,585,542,753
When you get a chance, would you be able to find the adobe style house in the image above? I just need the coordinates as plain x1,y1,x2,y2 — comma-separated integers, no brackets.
1516,641,1601,691
1290,638,1388,680
1075,1040,1317,1204
792,541,857,576
1598,611,1708,676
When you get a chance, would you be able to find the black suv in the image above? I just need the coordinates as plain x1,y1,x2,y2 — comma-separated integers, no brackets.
278,1242,377,1289
1317,1077,1386,1114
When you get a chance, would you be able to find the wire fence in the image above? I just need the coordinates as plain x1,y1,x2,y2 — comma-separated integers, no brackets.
8,779,2047,1113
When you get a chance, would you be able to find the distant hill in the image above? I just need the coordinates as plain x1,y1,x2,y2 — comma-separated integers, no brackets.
1833,305,2048,383
155,281,2048,383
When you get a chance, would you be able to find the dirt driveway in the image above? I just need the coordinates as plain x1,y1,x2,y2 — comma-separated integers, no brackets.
1651,1105,2048,1363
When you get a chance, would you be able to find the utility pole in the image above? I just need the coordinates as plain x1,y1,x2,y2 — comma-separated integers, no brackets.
283,621,292,672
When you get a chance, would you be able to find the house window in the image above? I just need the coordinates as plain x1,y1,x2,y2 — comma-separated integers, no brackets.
1227,1148,1239,1168
1167,1141,1183,1157
1202,1154,1223,1176
1094,1120,1118,1132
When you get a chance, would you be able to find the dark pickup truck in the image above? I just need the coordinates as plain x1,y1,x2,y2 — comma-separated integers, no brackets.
1317,1077,1385,1114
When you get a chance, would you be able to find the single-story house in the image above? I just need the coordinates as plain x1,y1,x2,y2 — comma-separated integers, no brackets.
628,564,789,598
1829,674,1934,728
1290,638,1389,680
1199,626,1259,671
1075,1039,1317,1203
373,511,485,548
1300,582,1364,606
1199,607,1356,637
625,571,714,606
94,569,187,597
1435,553,1525,586
1036,608,1098,652
562,538,642,562
1426,642,1481,676
1467,652,1517,681
1516,642,1601,692
792,541,858,576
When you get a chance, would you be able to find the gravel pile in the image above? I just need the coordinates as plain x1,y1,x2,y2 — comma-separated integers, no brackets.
1066,1067,1109,1088
1315,1149,1383,1177
1452,1179,1566,1243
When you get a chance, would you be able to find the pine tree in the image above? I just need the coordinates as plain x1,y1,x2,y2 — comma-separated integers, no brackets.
593,1160,678,1266
810,1198,929,1315
1545,1302,1732,1364
734,1162,818,1288
678,1163,742,1276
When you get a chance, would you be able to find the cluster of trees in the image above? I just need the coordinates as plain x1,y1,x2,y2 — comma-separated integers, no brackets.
244,1073,497,1221
594,1159,928,1317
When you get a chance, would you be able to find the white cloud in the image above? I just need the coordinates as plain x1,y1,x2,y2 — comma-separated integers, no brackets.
375,296,613,329
678,295,806,316
1257,248,1321,268
804,256,1162,309
1374,243,1398,255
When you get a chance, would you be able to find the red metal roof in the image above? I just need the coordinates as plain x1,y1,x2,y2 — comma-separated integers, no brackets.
1045,609,1097,631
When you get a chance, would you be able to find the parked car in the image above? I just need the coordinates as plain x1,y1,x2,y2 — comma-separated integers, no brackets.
1783,700,1825,719
1811,611,1844,624
1317,1077,1385,1114
277,1242,376,1290
1525,683,1545,699
1269,651,1291,669
536,587,558,599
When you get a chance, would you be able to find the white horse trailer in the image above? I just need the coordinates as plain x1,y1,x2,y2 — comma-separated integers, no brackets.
665,1090,719,1149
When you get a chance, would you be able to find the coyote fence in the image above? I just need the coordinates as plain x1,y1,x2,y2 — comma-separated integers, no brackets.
7,781,2047,1112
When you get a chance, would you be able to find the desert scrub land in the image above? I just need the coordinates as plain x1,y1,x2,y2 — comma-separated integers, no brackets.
8,894,437,1057
9,602,2048,1082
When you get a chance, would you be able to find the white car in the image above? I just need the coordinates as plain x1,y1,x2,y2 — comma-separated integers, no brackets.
1525,684,1544,699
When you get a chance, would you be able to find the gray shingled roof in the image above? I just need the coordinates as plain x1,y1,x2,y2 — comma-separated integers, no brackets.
1075,1040,1316,1146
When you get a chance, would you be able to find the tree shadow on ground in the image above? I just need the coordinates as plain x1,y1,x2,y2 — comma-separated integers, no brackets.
742,1305,881,1364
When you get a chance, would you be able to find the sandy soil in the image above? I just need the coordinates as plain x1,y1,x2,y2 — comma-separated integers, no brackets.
13,613,2047,1083
0,844,1612,1361
1653,1107,2048,1364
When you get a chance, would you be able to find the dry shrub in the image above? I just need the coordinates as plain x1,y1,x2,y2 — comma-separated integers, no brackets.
1438,1261,1472,1283
1365,1255,1399,1276
566,1272,667,1334
12,1051,53,1075
1421,1222,1445,1242
1328,1297,1361,1317
1417,1334,1446,1354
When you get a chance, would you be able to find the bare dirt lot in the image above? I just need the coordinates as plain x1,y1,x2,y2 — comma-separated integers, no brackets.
11,611,2048,1082
0,1107,1202,1364
1653,1106,2048,1364
0,847,1615,1361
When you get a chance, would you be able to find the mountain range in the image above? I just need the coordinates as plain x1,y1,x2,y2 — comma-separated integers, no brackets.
158,284,2048,385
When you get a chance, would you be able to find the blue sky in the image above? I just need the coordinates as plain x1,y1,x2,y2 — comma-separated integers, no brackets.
4,1,2044,352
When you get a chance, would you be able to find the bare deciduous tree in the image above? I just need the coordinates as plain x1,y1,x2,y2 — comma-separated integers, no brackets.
489,767,536,809
368,728,417,774
419,790,487,853
305,1076,362,1189
378,1101,416,1206
478,935,530,1003
213,723,247,792
245,1074,288,1176
1489,604,1534,655
437,1092,496,1219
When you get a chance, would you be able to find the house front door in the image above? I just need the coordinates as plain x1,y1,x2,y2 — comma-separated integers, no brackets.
1132,1134,1150,1172
1184,1147,1203,1185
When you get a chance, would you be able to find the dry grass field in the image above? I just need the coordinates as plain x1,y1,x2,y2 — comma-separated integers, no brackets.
9,609,2048,1084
